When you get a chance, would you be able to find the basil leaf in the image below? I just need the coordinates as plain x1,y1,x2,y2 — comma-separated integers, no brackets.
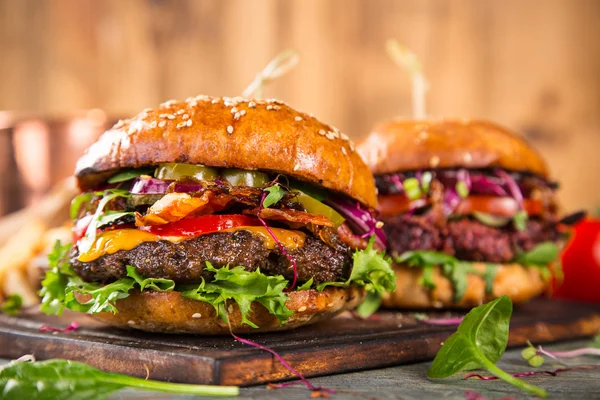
516,242,559,266
107,168,154,184
355,291,382,319
513,210,528,232
0,359,238,399
1,294,22,315
428,296,547,398
482,264,498,293
262,184,286,208
181,263,293,328
318,236,396,294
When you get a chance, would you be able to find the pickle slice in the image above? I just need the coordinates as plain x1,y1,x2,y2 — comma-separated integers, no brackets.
155,163,219,181
222,168,270,188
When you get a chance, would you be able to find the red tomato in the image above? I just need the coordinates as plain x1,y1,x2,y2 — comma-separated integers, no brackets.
378,194,543,217
552,218,600,303
72,215,93,243
139,214,262,237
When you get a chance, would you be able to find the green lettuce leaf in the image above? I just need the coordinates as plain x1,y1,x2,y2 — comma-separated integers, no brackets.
180,263,293,328
355,291,381,319
516,241,559,266
317,235,396,294
1,294,22,315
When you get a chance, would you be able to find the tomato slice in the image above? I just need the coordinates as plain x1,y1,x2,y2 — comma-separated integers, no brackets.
378,194,543,218
139,214,262,237
553,218,600,303
72,215,93,243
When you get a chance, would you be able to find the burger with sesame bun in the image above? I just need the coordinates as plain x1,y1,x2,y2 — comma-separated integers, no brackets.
357,119,573,309
40,95,394,334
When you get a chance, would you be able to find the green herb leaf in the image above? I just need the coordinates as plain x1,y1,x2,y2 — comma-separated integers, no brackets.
126,266,175,292
442,262,469,302
513,210,528,232
428,296,547,398
78,190,131,254
1,294,22,315
516,242,559,266
482,264,498,293
421,172,433,194
403,178,422,200
262,184,287,208
39,241,73,315
297,278,314,291
317,236,396,295
455,181,469,199
70,192,94,220
181,263,293,328
96,211,134,227
355,291,382,318
107,168,154,184
0,359,238,399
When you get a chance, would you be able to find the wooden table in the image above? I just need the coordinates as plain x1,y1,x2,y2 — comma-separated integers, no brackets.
2,339,599,399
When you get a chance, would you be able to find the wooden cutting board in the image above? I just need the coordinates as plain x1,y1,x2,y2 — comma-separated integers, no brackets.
0,299,598,386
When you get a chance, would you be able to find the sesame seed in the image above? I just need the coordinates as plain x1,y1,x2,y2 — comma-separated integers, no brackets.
176,109,184,115
176,121,186,129
127,320,136,325
231,107,238,113
192,313,202,319
158,121,166,128
273,105,281,110
341,147,347,155
186,119,192,127
224,101,234,107
318,129,326,136
186,97,194,102
166,115,175,120
266,105,273,110
375,221,384,229
248,101,256,108
430,155,440,167
463,152,472,163
227,125,234,134
143,108,152,113
298,306,307,312
182,114,189,120
349,142,355,152
234,112,240,120
330,130,340,139
295,116,303,121
233,96,244,102
240,110,246,116
326,132,334,140
211,98,220,104
150,121,157,128
293,164,300,171
341,133,350,141
188,100,197,107
159,114,169,118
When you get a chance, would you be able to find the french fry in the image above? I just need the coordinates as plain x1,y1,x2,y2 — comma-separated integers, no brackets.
2,268,40,307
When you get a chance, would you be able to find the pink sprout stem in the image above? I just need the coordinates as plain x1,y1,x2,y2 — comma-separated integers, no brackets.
421,317,464,325
258,190,298,291
231,331,336,395
464,366,600,381
39,321,79,333
537,346,600,359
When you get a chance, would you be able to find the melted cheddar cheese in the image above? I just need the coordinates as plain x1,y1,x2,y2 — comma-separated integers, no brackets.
77,227,306,262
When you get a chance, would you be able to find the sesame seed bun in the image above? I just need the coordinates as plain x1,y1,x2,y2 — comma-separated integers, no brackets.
382,263,550,309
75,95,377,208
92,286,365,334
357,119,548,177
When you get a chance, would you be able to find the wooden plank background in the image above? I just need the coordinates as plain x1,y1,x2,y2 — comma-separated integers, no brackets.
0,0,598,212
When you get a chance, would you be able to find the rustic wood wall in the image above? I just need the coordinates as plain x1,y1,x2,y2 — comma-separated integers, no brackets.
0,0,598,212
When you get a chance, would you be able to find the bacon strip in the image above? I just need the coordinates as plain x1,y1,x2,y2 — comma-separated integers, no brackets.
135,192,232,226
255,207,334,228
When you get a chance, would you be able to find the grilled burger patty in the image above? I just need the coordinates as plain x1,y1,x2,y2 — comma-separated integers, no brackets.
71,230,352,285
383,214,560,263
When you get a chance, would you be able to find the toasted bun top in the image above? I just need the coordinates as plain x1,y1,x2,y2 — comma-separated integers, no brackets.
75,95,376,207
357,119,549,178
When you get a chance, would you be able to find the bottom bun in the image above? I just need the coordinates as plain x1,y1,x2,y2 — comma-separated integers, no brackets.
382,263,550,309
94,286,364,334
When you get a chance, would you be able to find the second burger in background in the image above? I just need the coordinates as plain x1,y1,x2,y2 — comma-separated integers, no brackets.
40,95,395,333
358,119,564,309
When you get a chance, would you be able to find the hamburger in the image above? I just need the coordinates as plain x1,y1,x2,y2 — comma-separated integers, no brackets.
40,95,394,334
357,119,564,309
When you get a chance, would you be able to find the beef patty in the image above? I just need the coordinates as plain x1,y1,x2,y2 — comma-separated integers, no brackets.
71,230,352,285
383,214,560,263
